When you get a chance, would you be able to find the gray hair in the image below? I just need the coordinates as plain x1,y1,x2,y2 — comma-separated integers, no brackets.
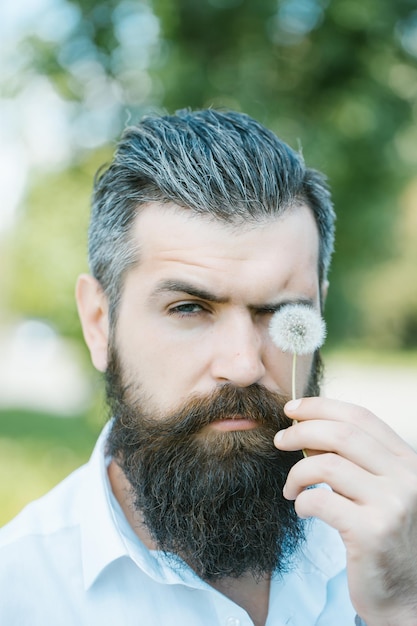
89,109,335,319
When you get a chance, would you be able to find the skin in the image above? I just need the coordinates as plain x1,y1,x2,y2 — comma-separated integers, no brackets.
275,398,417,626
77,202,321,411
77,201,417,625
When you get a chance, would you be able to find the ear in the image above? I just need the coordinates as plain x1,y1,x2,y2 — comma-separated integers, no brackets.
76,274,109,372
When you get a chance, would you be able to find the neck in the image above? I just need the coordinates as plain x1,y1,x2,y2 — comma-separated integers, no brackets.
108,460,156,548
211,575,271,626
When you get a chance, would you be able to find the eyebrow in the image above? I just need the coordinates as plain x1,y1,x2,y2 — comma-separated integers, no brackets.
151,279,229,304
252,296,315,312
150,279,315,311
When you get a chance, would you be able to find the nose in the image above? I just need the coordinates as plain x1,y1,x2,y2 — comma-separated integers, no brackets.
210,311,266,387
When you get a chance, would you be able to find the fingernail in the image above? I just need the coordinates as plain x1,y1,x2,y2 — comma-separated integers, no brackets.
285,399,302,412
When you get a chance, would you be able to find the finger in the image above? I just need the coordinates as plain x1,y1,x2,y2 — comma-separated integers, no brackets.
275,419,397,475
284,397,416,461
283,453,379,504
294,477,417,554
291,483,359,533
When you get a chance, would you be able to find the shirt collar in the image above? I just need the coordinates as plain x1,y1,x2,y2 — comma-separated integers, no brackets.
79,423,210,591
79,423,129,590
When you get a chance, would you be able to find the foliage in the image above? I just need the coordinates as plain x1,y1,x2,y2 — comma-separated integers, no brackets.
6,148,112,342
359,177,417,348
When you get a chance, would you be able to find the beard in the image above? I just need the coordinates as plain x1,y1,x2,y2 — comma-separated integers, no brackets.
105,346,323,582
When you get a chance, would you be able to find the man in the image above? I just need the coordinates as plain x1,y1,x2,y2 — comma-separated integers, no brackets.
1,109,417,626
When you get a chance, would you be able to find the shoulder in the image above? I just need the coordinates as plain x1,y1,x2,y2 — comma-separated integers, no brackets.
0,463,92,618
0,423,114,548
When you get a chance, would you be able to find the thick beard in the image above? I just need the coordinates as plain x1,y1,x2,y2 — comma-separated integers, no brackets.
105,347,323,582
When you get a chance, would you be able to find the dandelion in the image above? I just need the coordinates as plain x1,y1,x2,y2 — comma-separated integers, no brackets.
269,304,326,457
269,304,326,401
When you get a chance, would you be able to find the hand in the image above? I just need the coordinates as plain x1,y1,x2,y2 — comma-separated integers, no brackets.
274,397,417,626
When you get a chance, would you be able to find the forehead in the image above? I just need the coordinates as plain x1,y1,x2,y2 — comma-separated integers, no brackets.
126,202,320,302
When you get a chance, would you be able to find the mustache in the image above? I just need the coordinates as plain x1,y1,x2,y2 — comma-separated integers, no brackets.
117,383,293,439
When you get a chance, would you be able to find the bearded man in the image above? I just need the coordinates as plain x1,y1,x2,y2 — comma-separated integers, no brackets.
1,109,417,626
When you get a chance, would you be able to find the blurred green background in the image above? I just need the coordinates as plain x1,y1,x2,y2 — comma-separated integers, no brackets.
1,0,417,526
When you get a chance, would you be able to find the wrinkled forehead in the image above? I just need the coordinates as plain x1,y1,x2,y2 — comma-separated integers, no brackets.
130,201,320,263
120,202,321,306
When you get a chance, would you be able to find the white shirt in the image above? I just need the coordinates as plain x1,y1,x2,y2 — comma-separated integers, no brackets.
0,425,357,625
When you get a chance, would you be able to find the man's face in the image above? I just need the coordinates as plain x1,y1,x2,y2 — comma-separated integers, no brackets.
112,202,322,416
95,201,323,580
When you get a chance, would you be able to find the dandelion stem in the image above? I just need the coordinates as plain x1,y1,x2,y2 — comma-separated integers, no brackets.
291,353,297,401
291,352,307,457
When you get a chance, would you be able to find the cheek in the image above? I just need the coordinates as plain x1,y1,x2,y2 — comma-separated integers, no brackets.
262,349,291,393
266,350,314,395
293,354,315,397
118,325,209,401
297,354,314,379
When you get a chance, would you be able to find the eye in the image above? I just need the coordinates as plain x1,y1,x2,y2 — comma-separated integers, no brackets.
168,302,207,317
254,307,278,318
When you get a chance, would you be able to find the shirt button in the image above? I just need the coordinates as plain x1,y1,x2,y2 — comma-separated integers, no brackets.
225,618,240,626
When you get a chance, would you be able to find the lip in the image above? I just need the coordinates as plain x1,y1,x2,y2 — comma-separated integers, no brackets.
206,417,258,432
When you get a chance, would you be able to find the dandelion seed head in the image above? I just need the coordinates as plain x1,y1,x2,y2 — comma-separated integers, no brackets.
269,304,326,355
